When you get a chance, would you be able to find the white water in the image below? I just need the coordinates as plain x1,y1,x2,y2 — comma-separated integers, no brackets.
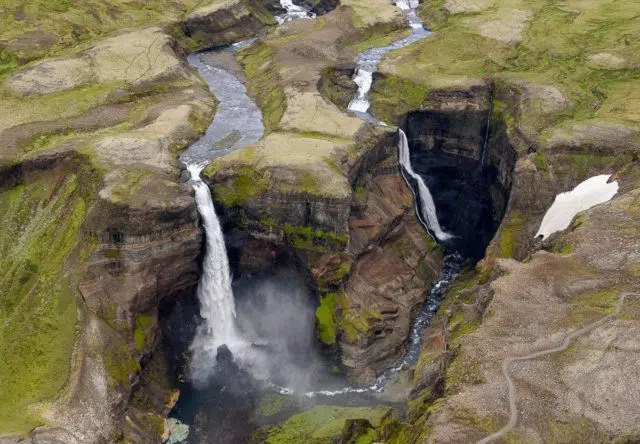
398,129,453,241
346,0,449,243
187,164,249,386
348,69,373,113
276,0,315,23
535,174,619,240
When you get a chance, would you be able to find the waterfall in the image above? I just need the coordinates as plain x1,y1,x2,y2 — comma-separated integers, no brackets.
276,0,315,23
398,129,453,241
187,163,246,386
347,68,373,113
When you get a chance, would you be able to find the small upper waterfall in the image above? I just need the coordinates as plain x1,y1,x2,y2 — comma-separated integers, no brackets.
348,69,373,113
347,0,430,121
398,129,452,241
276,0,315,23
345,0,450,241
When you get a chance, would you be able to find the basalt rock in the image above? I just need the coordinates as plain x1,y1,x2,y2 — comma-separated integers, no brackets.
181,0,277,49
294,0,341,16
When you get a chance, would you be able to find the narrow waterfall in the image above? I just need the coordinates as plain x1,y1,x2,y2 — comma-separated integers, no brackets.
187,163,245,386
398,129,453,241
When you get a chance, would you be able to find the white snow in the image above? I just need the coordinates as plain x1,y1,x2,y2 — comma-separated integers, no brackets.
535,174,619,240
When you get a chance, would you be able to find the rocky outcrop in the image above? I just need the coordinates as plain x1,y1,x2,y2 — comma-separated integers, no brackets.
341,170,443,382
294,0,341,15
402,83,515,258
181,0,276,49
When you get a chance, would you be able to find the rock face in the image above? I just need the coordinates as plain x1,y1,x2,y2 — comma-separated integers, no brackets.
181,0,276,49
342,171,443,381
404,84,516,258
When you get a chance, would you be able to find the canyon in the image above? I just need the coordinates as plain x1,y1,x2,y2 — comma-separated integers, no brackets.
0,0,639,443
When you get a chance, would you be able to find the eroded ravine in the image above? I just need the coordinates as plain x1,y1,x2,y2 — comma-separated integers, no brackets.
346,0,464,383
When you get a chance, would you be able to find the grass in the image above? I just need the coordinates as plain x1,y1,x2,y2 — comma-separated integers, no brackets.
266,405,389,444
370,74,431,125
237,41,287,134
0,169,93,435
378,0,640,147
0,0,206,63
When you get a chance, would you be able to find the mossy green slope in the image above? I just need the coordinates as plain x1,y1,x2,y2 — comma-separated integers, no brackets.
0,0,203,63
0,166,95,435
266,405,389,444
377,0,640,135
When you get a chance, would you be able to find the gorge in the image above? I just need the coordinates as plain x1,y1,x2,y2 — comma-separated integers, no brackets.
0,0,639,443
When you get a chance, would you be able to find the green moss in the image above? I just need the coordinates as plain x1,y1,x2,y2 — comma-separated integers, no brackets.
238,41,286,133
568,287,620,326
0,169,95,435
550,240,575,254
498,212,525,258
545,416,600,443
534,152,548,170
334,261,352,281
266,405,389,444
300,172,320,194
627,263,640,278
0,49,19,75
564,153,633,179
449,312,480,343
445,353,484,392
104,341,141,386
282,225,348,252
256,393,287,417
340,306,371,342
453,409,501,434
212,166,268,207
619,295,640,321
370,74,430,125
316,292,339,345
133,314,153,351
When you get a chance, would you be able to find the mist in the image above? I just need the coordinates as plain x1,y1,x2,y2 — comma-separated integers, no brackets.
189,268,327,393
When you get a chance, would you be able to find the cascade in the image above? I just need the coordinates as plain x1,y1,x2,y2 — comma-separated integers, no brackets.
274,0,458,398
347,69,373,113
398,129,453,241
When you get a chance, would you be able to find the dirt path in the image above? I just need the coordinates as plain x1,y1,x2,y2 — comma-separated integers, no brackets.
477,292,637,444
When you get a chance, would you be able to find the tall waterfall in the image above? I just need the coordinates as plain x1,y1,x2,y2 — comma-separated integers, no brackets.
398,129,452,241
187,163,246,386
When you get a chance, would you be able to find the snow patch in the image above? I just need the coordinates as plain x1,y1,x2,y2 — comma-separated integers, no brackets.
535,174,619,240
